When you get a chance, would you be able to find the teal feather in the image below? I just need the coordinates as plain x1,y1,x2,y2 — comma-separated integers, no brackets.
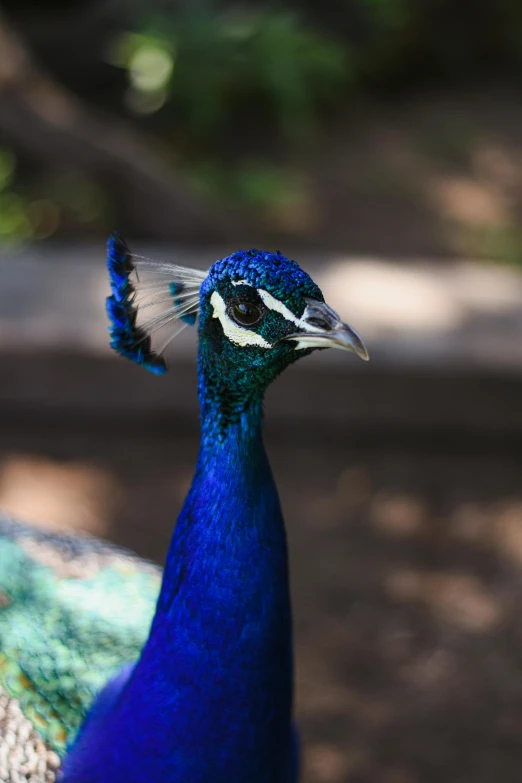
0,515,161,776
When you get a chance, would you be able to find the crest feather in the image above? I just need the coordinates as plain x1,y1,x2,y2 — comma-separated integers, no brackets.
106,233,206,374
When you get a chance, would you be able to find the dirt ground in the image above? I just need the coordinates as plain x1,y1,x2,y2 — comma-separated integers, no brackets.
1,411,522,783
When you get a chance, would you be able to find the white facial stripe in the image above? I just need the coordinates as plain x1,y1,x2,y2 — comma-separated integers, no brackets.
288,335,329,350
210,291,272,349
257,289,324,333
231,279,251,287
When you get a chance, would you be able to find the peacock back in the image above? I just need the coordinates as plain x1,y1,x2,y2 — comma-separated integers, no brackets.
0,514,161,782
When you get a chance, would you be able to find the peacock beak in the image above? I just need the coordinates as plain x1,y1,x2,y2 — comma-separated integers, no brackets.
284,298,369,360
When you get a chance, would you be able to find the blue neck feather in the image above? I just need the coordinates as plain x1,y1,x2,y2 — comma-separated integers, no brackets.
63,355,295,783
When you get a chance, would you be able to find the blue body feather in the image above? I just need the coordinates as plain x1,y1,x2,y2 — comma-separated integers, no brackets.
63,404,297,782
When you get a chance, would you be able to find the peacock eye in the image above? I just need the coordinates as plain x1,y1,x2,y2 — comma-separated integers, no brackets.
228,301,263,327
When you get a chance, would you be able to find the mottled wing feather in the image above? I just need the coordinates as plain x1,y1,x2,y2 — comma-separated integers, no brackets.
0,515,161,764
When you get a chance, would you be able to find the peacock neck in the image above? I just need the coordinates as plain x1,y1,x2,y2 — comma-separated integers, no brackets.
106,369,295,780
153,377,290,649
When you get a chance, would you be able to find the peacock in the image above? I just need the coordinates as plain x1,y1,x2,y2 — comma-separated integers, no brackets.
0,234,368,782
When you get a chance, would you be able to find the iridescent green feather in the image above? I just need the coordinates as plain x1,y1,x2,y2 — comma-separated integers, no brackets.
0,516,161,758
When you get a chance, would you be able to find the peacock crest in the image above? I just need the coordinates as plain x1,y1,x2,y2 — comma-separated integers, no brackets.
106,233,206,374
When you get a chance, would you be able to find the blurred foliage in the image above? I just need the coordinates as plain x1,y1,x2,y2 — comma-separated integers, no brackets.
101,0,522,219
103,4,352,215
305,0,522,83
110,0,522,129
0,150,32,245
463,223,522,267
109,6,351,140
185,155,310,224
4,0,522,253
0,148,109,245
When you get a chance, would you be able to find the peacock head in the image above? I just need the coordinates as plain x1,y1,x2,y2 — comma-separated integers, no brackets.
106,235,368,405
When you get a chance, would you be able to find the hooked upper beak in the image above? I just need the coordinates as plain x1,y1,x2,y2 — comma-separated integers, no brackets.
284,298,369,361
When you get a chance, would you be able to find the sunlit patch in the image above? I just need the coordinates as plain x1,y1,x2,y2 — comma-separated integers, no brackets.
320,260,461,333
386,569,503,632
307,743,349,783
494,501,522,565
370,491,428,536
429,174,507,225
0,455,122,536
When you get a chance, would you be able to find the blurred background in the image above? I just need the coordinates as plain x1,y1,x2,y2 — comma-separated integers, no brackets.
1,0,522,780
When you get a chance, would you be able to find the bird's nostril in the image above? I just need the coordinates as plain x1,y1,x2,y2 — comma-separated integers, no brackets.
307,316,332,331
